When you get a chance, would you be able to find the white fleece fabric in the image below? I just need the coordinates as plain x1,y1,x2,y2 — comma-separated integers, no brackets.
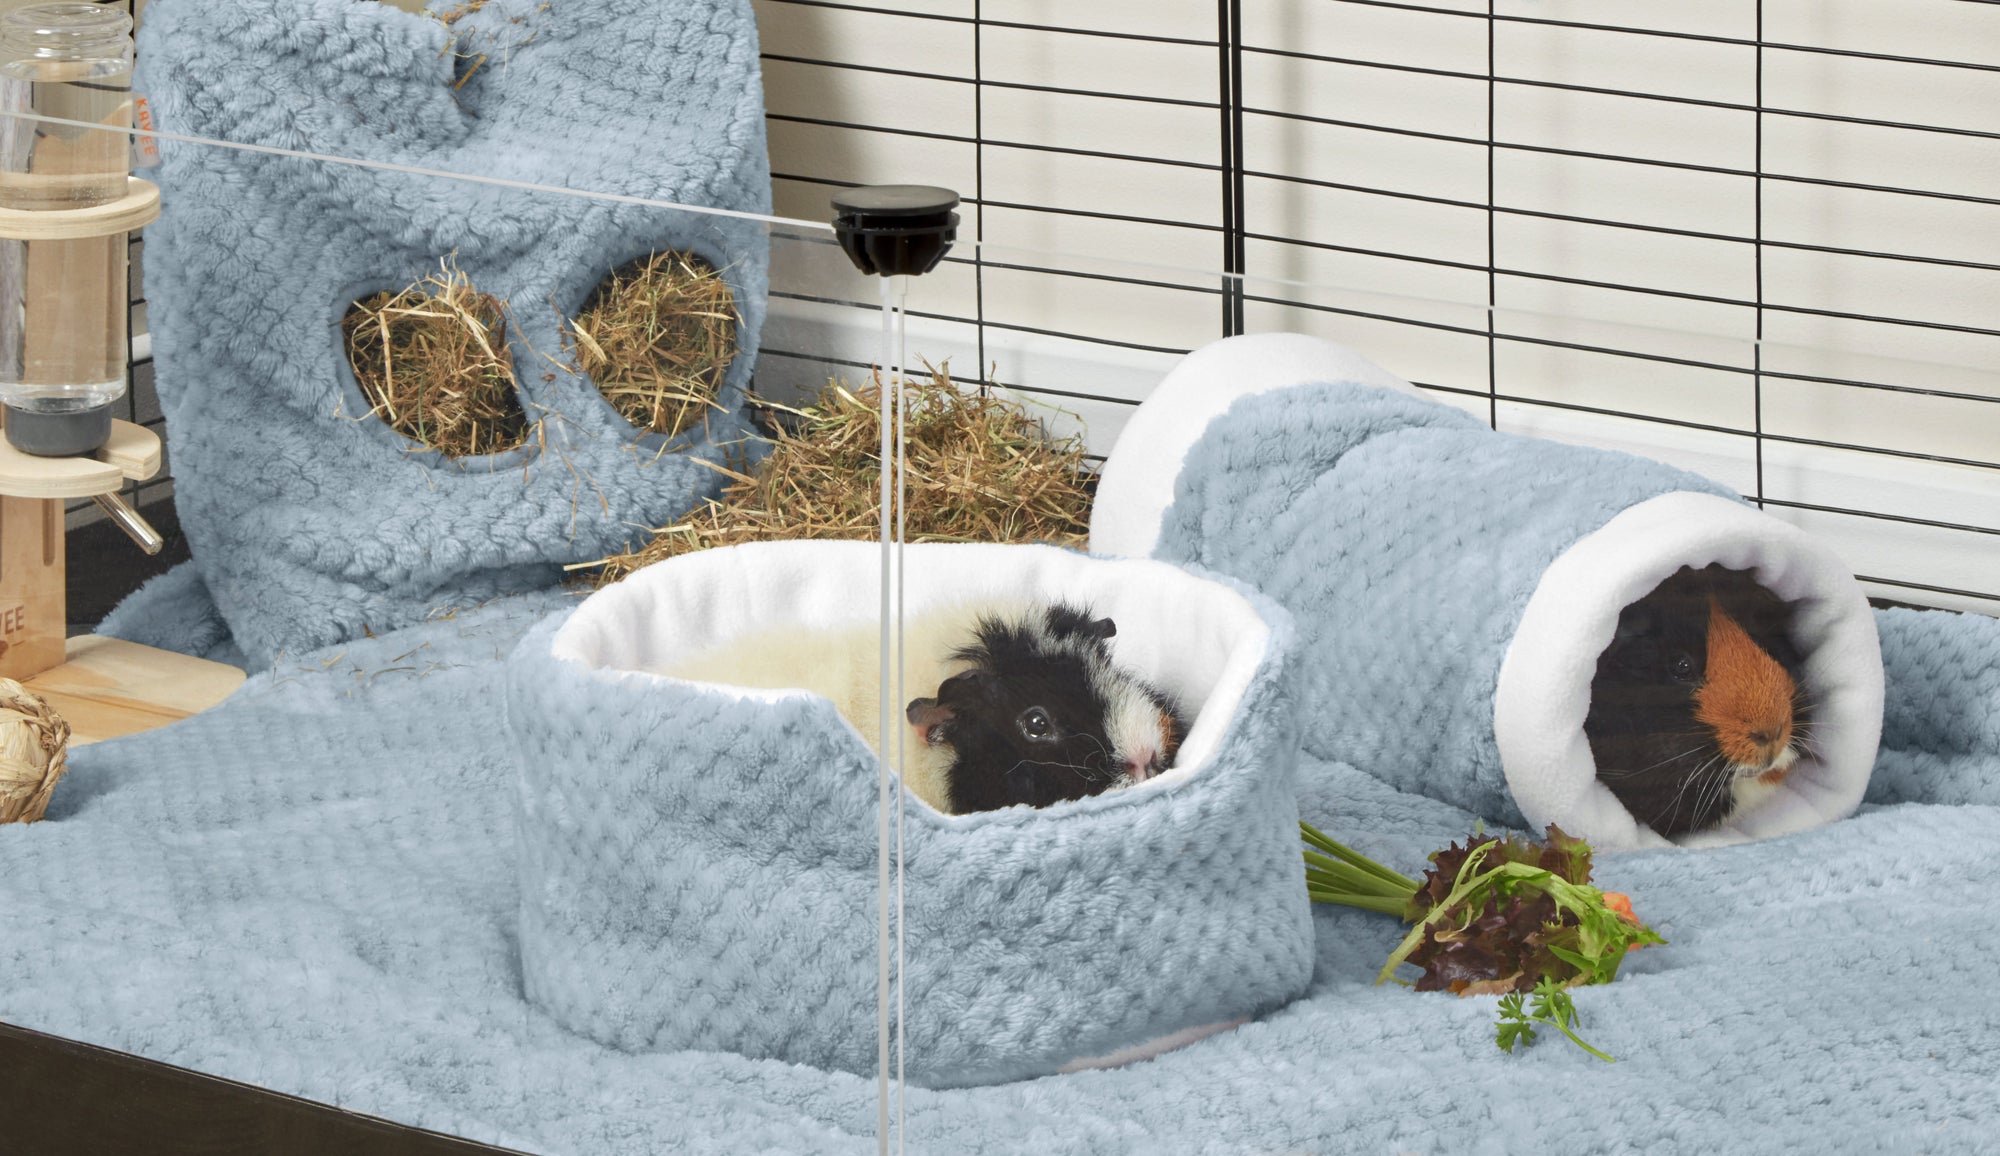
550,540,1269,791
1494,492,1886,849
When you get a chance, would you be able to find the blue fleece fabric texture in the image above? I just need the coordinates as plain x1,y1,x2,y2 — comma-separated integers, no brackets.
3,594,1997,1153
1867,606,2000,807
508,596,1315,1088
1152,380,1737,826
115,0,771,668
98,564,234,661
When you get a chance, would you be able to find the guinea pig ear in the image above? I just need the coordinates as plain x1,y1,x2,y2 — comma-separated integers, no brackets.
934,667,996,707
1044,604,1117,643
1615,604,1657,642
905,696,954,729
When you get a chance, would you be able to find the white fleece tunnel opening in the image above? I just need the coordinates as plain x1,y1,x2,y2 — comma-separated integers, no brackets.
552,540,1273,799
1494,492,1886,851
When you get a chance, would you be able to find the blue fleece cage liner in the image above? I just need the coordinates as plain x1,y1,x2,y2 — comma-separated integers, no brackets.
1089,334,1886,852
3,341,1994,1149
3,591,1997,1153
505,540,1314,1088
116,0,773,668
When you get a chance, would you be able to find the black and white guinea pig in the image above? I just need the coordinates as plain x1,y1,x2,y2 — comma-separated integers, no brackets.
1585,563,1812,837
904,602,1188,815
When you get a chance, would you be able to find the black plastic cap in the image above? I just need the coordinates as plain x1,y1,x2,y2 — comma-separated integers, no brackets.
831,184,960,277
4,401,113,457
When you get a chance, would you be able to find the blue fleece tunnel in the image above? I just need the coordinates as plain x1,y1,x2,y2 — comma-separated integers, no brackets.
1091,334,1885,851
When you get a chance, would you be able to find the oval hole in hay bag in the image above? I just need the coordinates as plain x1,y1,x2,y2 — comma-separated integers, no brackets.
340,259,531,460
566,249,738,442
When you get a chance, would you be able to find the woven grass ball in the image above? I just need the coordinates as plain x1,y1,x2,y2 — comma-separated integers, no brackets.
0,679,71,825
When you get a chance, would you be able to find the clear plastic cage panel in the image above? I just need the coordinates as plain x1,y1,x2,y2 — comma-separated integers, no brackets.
0,108,931,1150
2,28,1997,1148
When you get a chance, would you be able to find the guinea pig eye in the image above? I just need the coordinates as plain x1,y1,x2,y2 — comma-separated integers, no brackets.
1017,707,1055,742
1669,653,1697,682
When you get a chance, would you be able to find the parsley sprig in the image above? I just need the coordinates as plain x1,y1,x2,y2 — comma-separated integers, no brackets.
1496,977,1613,1062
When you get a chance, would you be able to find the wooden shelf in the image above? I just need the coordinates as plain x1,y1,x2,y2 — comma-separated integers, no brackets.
23,635,243,747
0,419,161,499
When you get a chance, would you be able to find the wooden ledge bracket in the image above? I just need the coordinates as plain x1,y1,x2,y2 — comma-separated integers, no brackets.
0,420,161,500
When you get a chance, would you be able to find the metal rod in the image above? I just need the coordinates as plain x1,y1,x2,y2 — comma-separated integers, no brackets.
91,491,163,556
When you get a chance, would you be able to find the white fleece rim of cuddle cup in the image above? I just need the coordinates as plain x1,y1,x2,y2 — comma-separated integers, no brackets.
550,540,1272,813
1493,492,1886,851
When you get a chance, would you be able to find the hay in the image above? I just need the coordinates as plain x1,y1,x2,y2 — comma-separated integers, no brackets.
583,365,1096,585
568,251,738,440
435,0,490,24
0,679,70,825
342,258,531,459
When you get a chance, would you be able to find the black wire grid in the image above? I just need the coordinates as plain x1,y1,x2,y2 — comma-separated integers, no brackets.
758,0,2000,612
109,1,1997,610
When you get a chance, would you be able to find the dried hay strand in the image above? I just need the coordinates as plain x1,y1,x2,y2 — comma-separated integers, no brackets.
0,679,70,825
342,258,531,459
582,364,1095,586
435,0,490,24
568,251,738,441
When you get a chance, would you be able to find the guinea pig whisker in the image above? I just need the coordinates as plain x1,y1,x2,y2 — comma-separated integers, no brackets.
1697,758,1736,823
1005,757,1107,785
1073,733,1115,777
1789,723,1822,760
1659,761,1701,823
1595,736,1717,780
1690,772,1730,830
1663,760,1707,821
1667,751,1730,825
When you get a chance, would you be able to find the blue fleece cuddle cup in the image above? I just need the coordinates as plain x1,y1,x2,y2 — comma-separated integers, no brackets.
1091,335,1886,851
506,541,1313,1087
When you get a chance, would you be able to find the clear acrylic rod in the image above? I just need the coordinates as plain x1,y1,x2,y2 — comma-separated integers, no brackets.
875,272,910,1156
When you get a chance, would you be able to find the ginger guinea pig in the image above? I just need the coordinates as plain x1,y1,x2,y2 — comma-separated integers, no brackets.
1585,564,1812,837
905,603,1188,815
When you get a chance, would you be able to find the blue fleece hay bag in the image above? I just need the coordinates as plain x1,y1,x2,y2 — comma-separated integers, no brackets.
1092,334,1886,852
127,0,771,667
506,541,1314,1088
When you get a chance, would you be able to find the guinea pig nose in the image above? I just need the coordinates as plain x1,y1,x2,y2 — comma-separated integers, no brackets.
1749,729,1776,746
